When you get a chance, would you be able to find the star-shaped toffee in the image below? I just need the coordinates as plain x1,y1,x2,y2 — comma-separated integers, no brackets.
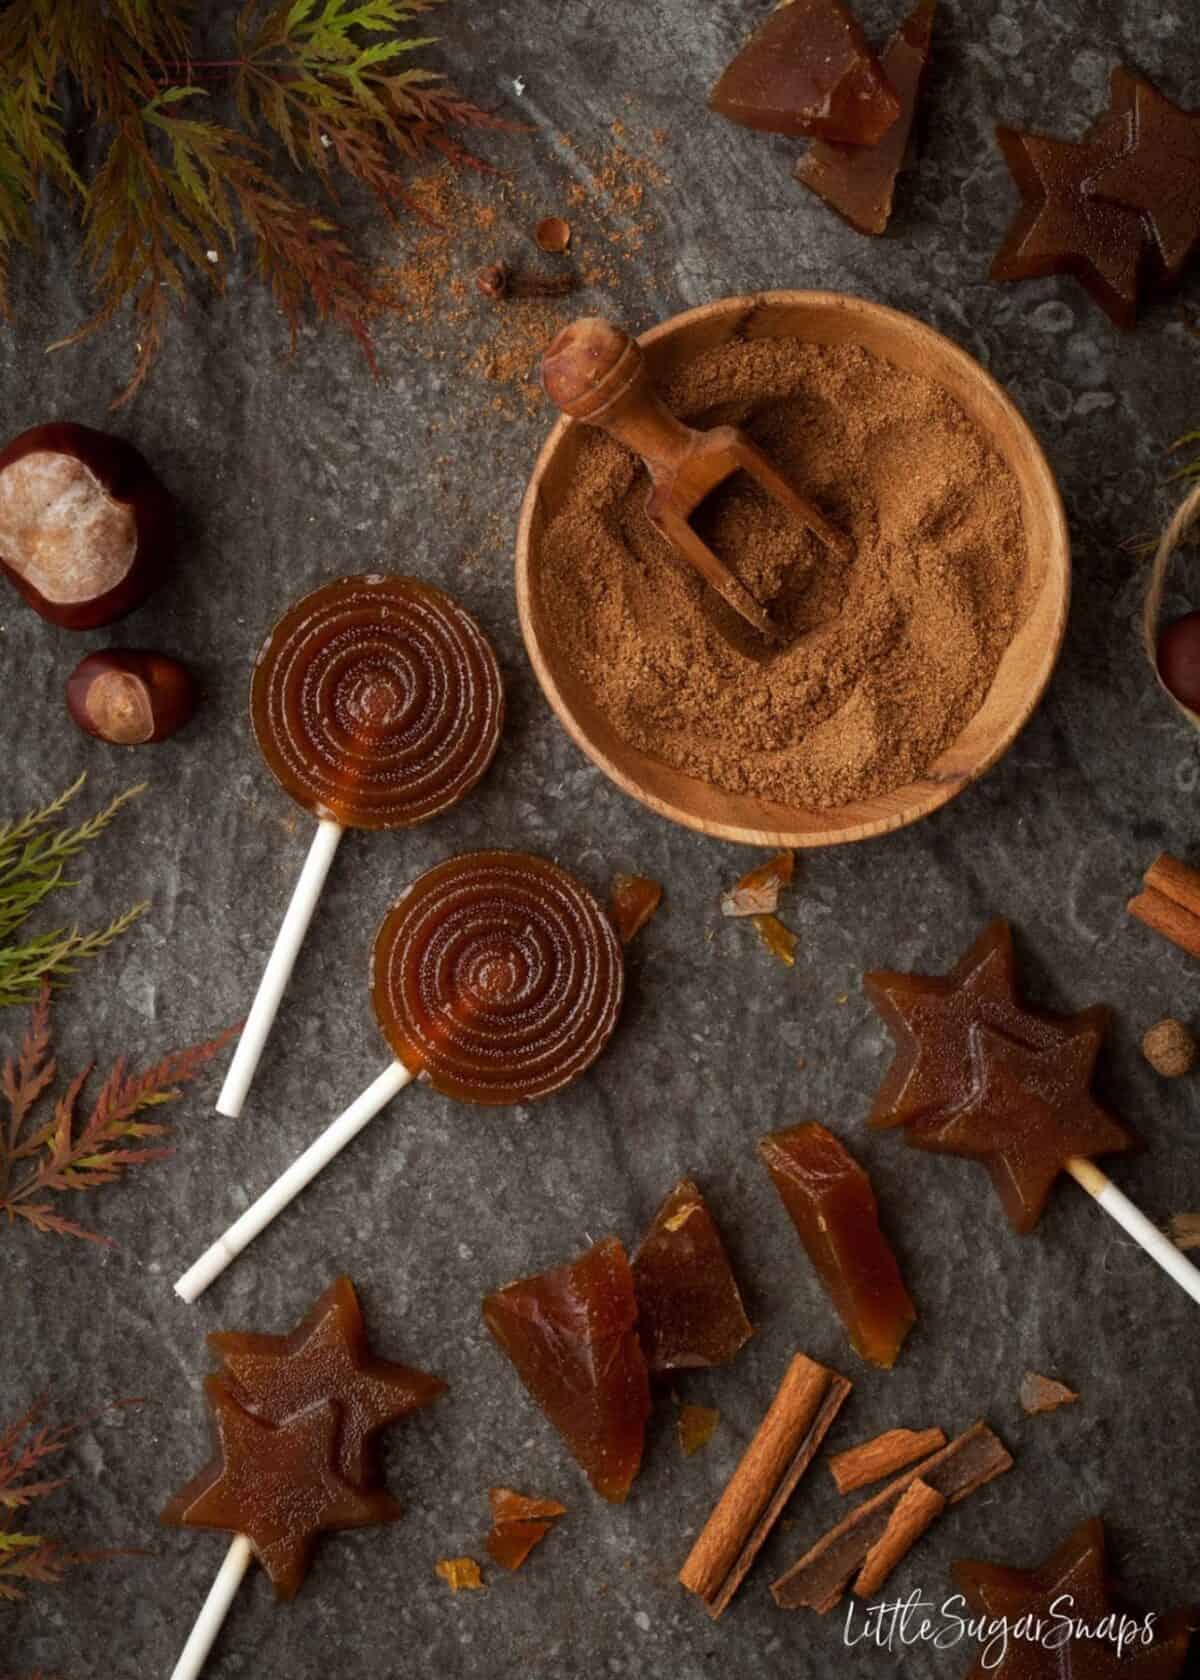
954,1517,1192,1680
1091,67,1200,287
208,1275,446,1489
909,1023,1135,1233
161,1377,400,1599
991,114,1151,328
864,920,1110,1132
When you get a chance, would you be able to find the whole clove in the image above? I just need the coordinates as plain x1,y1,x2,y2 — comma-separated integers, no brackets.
476,261,578,301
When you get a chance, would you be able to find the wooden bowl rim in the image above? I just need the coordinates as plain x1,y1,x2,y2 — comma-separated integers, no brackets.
515,289,1071,847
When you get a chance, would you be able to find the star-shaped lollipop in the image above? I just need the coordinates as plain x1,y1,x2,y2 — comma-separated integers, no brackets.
954,1517,1192,1680
162,1376,400,1600
1092,68,1200,286
864,919,1109,1132
208,1275,447,1488
911,1024,1135,1233
865,922,1200,1304
991,116,1151,328
165,1279,447,1678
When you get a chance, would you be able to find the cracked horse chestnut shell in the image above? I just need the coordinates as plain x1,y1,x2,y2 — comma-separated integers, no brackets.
66,650,198,745
0,422,176,629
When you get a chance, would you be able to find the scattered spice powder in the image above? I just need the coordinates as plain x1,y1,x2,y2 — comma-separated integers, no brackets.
375,128,670,418
537,338,1030,809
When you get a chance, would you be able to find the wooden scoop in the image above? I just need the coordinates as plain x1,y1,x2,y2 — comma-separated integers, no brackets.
542,317,851,640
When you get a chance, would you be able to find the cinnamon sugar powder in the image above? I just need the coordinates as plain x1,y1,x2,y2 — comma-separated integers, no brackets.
537,337,1031,810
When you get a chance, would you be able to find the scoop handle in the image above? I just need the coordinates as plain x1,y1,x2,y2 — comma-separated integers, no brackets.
542,317,695,479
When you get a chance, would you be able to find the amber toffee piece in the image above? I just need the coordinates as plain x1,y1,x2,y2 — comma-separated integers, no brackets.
162,1376,400,1600
679,1352,851,1619
631,1176,753,1372
709,0,900,145
796,0,936,236
954,1517,1193,1680
771,1420,1013,1613
482,1238,650,1504
371,850,624,1106
485,1486,567,1571
609,873,663,944
208,1276,446,1489
721,850,794,918
251,573,504,830
864,919,1111,1131
678,1404,720,1457
759,1122,916,1368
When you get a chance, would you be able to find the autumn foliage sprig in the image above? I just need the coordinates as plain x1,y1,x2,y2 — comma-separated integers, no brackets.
0,983,236,1244
0,1395,139,1602
0,0,512,404
0,774,147,1009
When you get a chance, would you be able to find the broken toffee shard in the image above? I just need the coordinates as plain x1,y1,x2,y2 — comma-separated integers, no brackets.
482,1237,651,1504
795,0,936,237
710,0,901,145
631,1176,753,1372
759,1122,916,1368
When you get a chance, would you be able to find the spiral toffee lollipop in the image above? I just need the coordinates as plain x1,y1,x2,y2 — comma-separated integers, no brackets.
177,853,623,1302
373,852,624,1105
217,575,503,1121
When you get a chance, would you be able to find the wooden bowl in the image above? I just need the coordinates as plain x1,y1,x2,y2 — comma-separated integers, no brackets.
515,291,1070,848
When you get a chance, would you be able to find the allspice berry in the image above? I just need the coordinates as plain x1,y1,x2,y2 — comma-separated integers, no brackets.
1141,1017,1197,1079
66,650,197,745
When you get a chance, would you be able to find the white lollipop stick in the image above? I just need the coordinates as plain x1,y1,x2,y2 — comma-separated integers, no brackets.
177,1060,412,1303
1066,1156,1200,1306
217,820,344,1119
170,1535,253,1680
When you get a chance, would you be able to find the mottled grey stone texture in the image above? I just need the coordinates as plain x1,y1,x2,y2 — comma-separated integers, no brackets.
3,1,1200,1676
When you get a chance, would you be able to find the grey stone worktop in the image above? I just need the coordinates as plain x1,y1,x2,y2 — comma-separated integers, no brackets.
3,1,1199,1676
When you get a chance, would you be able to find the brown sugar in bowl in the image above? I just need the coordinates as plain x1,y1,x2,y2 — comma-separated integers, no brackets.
515,291,1070,848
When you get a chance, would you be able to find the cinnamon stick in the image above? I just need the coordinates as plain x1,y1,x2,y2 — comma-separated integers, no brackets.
678,1351,851,1618
852,1478,944,1597
1128,854,1200,959
828,1427,946,1495
1145,852,1200,912
770,1420,1012,1613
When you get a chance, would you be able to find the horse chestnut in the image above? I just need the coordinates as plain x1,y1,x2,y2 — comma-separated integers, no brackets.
66,651,198,745
0,423,175,629
1157,611,1200,712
